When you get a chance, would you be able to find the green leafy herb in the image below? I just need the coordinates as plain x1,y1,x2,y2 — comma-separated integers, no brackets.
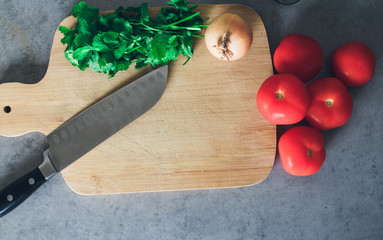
59,0,208,77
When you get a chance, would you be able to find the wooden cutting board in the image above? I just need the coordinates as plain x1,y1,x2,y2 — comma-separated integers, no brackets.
0,4,275,194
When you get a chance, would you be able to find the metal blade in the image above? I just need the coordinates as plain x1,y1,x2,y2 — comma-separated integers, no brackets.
45,65,168,173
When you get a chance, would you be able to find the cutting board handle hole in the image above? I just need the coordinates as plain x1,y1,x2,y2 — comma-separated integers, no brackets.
3,106,11,113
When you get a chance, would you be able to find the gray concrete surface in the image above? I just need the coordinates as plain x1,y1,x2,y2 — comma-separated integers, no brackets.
1,0,382,239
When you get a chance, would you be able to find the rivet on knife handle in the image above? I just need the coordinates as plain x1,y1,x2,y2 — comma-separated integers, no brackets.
0,167,47,217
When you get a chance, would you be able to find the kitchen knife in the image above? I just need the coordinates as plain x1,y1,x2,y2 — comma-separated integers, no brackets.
0,65,168,217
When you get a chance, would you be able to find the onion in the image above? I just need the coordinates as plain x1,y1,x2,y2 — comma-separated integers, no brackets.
204,13,253,61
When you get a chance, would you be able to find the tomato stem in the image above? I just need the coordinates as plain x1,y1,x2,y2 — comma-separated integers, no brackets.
325,99,334,107
275,90,284,100
307,149,312,157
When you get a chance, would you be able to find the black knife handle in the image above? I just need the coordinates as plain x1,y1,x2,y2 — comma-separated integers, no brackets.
0,167,47,217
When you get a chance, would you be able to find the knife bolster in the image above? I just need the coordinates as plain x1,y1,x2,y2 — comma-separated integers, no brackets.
38,151,57,180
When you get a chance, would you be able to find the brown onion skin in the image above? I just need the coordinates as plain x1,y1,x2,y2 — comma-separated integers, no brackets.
204,13,253,61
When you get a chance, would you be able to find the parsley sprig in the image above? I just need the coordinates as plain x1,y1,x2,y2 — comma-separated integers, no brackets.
59,0,208,77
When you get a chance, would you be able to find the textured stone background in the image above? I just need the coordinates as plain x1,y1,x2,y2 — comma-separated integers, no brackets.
1,0,382,239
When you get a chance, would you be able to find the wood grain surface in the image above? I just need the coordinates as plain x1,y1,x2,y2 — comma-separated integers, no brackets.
0,4,276,194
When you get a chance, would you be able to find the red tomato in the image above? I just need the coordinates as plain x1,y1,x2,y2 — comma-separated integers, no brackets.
331,41,376,87
305,77,353,130
257,74,310,125
279,126,326,176
273,34,323,83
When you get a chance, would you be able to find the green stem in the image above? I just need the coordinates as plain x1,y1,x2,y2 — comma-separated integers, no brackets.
131,21,161,32
166,25,202,31
161,12,201,29
141,22,161,31
183,56,191,65
119,33,130,41
125,45,144,55
192,34,204,38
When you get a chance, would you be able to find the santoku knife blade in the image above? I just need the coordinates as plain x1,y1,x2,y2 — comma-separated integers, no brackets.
0,65,168,217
